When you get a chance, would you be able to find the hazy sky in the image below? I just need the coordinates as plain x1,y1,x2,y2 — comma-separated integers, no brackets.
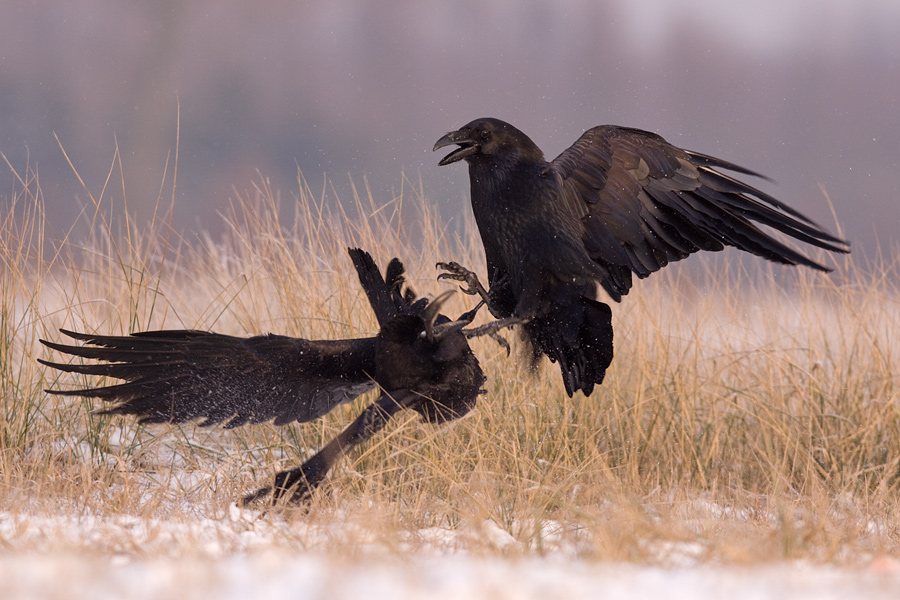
1,0,898,256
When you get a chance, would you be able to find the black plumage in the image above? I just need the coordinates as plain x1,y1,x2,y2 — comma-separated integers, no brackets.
434,117,850,397
40,248,486,503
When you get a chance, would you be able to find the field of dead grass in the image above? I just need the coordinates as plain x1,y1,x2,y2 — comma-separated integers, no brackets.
2,160,899,572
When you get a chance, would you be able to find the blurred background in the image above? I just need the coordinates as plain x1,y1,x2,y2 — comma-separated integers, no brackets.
1,0,897,256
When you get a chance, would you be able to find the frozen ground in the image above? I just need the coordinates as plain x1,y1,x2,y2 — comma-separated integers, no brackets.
3,549,900,600
1,509,899,600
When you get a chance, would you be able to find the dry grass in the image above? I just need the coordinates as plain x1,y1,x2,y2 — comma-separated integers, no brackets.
2,160,899,566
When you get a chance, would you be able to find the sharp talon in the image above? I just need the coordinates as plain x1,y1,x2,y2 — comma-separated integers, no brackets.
489,331,511,356
436,260,491,304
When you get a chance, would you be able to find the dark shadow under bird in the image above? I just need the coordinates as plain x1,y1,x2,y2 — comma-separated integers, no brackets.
434,117,850,397
39,248,486,504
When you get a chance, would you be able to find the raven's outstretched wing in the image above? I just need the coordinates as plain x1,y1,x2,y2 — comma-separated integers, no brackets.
547,126,850,301
40,329,376,428
38,248,426,428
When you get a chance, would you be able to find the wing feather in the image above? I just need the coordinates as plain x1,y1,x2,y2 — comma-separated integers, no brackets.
548,126,850,298
40,329,376,427
39,249,433,428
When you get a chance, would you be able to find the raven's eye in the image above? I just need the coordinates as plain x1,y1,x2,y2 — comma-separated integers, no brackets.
480,130,492,142
419,330,427,339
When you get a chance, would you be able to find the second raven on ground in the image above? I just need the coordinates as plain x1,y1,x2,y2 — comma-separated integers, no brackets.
40,248,486,503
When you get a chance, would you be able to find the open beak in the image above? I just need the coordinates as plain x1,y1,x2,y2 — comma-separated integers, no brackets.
423,290,460,342
433,129,478,166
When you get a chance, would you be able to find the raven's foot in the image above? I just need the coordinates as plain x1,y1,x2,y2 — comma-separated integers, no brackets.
436,262,490,303
272,466,316,503
241,466,316,507
240,485,272,507
463,316,527,355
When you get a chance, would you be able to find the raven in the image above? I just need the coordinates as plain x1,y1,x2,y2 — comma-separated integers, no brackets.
434,117,850,397
40,248,486,503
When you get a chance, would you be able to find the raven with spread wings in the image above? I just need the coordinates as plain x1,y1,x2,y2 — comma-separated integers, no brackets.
40,248,486,503
435,118,850,397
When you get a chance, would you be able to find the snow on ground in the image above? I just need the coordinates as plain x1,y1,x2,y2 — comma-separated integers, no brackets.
3,550,900,600
1,509,899,600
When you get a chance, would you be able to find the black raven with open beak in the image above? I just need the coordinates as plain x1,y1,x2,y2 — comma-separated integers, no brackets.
435,117,849,397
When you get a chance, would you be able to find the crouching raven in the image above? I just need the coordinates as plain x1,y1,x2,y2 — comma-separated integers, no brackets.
435,117,850,397
40,248,486,503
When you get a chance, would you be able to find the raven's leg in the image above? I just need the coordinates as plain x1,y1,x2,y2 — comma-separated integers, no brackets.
464,316,527,339
436,262,491,304
462,316,529,356
437,262,519,352
242,392,415,506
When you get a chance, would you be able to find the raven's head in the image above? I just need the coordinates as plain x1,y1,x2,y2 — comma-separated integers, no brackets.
376,289,485,424
434,117,543,167
376,291,472,374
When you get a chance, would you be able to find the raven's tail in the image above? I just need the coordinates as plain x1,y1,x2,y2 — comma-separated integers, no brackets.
348,247,426,325
525,295,613,397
